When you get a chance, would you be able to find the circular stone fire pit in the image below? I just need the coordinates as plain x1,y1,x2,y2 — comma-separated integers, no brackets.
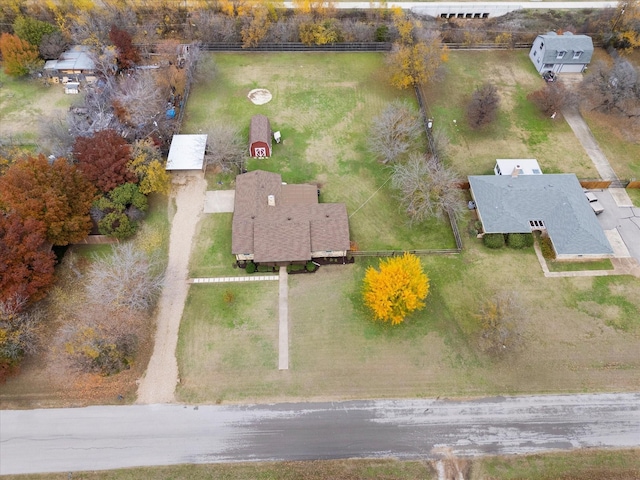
247,88,272,105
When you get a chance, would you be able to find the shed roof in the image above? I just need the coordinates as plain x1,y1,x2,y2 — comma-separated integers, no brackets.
44,45,95,71
249,114,271,146
469,174,612,256
495,159,542,175
166,134,208,170
538,32,594,64
232,170,350,262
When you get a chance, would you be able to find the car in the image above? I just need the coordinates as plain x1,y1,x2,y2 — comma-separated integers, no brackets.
584,191,604,215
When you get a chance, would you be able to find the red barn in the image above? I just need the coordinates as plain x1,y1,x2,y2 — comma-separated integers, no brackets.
249,114,272,158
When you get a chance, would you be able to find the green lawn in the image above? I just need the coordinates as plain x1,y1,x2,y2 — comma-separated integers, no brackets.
185,52,455,251
178,52,640,405
4,449,638,480
547,258,614,272
474,448,640,480
424,50,597,178
0,70,77,147
176,282,280,403
627,188,640,207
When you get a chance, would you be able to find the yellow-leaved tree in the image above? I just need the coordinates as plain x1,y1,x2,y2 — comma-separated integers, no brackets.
128,139,170,195
363,253,429,325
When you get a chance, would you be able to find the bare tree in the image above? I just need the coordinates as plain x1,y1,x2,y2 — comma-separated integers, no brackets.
39,114,75,158
204,122,247,173
391,153,464,224
466,82,500,129
113,71,165,129
39,31,70,60
67,83,119,137
369,100,422,164
527,82,575,117
85,243,165,311
475,291,525,359
582,59,640,117
0,296,42,364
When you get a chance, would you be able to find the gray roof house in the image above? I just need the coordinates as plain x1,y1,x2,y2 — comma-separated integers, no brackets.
529,32,594,74
232,170,350,265
44,45,97,83
468,174,612,258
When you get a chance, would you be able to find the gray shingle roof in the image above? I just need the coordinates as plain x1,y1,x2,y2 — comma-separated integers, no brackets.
469,174,612,256
232,170,350,262
538,32,594,65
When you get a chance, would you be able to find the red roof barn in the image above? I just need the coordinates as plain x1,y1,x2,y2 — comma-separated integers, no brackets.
249,114,272,158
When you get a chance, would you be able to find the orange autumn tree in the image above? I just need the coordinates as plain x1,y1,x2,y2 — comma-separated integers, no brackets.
362,253,429,325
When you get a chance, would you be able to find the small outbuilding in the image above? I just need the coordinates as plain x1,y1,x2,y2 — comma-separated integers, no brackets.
64,82,80,94
494,159,542,176
165,134,208,171
529,32,594,74
249,114,272,158
44,45,97,84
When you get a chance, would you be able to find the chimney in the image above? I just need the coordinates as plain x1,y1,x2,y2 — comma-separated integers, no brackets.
267,194,275,207
511,165,520,178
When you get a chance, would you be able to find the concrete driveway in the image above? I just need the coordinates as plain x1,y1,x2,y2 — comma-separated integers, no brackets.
587,189,640,261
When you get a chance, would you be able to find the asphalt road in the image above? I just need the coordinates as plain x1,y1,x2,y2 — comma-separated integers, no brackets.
2,393,639,474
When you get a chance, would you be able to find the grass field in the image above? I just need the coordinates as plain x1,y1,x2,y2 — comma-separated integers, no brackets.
177,52,640,404
547,258,614,272
4,449,639,480
0,71,77,147
178,228,640,403
423,50,597,178
185,52,455,251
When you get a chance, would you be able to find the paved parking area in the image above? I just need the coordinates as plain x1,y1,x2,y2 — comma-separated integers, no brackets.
587,189,640,262
204,190,235,213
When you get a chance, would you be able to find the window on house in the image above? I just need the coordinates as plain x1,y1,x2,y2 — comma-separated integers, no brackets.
544,64,554,69
573,50,583,59
482,13,489,18
540,42,544,49
533,50,537,57
557,50,566,59
529,220,546,229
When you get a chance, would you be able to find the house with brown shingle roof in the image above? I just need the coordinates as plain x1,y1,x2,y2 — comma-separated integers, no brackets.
232,170,350,265
249,115,272,158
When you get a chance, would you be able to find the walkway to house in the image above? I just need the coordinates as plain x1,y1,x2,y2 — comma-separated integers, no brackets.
188,270,290,371
533,238,640,278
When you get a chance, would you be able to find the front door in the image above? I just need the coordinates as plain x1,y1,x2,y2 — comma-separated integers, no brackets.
254,147,267,157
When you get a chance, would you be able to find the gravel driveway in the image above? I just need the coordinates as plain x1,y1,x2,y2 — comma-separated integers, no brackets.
136,172,207,404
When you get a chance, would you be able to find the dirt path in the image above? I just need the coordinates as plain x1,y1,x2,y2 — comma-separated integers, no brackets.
136,173,207,404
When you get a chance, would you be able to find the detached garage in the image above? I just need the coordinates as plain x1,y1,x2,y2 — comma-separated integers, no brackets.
249,114,272,158
529,32,593,74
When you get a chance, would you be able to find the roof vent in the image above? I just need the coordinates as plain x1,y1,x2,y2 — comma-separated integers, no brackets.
267,194,275,207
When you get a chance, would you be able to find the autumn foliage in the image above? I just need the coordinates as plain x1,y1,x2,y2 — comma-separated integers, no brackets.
363,253,429,325
74,129,136,193
109,25,140,70
0,155,96,245
0,213,55,305
0,32,42,76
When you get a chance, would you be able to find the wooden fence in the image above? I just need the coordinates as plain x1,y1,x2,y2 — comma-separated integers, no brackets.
74,235,119,245
349,248,460,257
580,180,612,189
